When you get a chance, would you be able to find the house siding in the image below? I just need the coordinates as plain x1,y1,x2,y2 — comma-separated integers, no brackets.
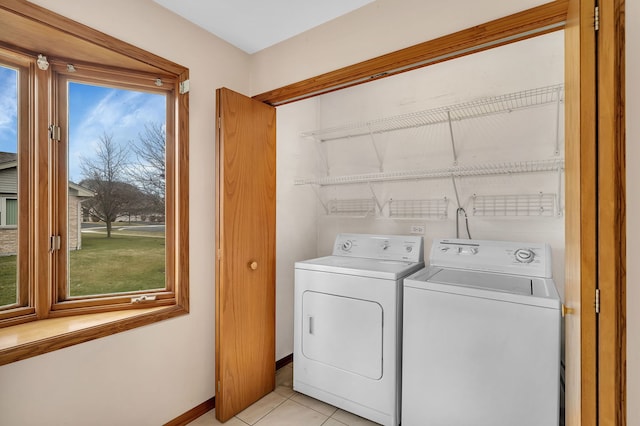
0,169,17,193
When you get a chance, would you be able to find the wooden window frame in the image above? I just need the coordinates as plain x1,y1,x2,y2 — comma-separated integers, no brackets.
50,63,178,315
0,48,33,324
0,0,189,365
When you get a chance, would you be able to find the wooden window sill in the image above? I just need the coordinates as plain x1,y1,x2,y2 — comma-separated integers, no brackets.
0,305,187,366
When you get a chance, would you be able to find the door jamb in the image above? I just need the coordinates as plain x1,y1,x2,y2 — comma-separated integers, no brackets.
596,0,626,424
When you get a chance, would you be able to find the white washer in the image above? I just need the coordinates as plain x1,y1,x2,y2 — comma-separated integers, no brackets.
294,233,424,426
402,238,561,426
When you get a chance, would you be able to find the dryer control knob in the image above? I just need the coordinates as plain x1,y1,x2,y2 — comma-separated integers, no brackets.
515,248,535,263
341,240,352,251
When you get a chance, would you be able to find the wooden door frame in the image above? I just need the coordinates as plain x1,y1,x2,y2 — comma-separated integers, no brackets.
252,0,626,424
596,0,626,425
253,0,569,106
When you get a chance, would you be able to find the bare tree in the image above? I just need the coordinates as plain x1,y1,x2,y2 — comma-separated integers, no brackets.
80,133,130,238
129,122,165,211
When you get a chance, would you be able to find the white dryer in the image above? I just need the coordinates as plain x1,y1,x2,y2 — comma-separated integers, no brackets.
294,233,424,426
402,238,561,426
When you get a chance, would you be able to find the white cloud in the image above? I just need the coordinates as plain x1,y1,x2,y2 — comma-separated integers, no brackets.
68,84,165,181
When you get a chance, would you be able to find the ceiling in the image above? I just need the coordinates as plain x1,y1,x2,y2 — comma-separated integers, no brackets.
152,0,375,54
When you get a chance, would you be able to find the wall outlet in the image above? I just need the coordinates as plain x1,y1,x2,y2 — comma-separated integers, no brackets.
410,224,425,234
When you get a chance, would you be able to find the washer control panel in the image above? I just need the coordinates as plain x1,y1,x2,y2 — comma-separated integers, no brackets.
430,238,552,278
333,233,424,263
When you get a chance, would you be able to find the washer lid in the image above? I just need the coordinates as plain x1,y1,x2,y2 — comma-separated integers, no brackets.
404,267,560,309
428,269,532,295
295,255,424,280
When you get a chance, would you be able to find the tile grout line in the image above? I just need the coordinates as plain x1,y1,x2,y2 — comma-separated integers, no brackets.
237,365,294,425
235,390,291,426
238,398,286,426
239,364,365,426
279,368,346,424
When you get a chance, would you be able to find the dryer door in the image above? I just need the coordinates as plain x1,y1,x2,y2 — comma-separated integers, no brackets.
302,290,383,379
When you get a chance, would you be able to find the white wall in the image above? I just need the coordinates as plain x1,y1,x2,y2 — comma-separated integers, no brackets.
0,1,250,425
275,98,320,360
312,31,566,289
278,31,564,280
627,1,639,423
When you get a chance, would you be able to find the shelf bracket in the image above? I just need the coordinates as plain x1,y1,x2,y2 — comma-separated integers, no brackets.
311,185,329,214
368,126,384,172
367,182,383,213
313,137,331,175
554,87,562,156
447,110,458,166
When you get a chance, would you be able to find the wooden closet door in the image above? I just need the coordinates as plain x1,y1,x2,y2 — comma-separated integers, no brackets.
215,87,276,422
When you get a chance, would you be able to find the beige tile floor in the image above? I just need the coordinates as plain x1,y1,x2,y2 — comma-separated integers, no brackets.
187,363,380,426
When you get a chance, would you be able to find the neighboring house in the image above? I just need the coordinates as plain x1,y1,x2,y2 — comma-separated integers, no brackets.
68,182,95,250
0,152,94,255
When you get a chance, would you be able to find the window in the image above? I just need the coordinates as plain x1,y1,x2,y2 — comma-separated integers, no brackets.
1,198,18,226
54,67,174,310
0,0,189,363
0,56,27,317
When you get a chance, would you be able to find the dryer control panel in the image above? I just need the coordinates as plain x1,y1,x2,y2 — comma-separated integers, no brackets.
430,238,552,278
333,233,424,263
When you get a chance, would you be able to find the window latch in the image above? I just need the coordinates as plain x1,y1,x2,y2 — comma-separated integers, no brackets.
131,294,157,304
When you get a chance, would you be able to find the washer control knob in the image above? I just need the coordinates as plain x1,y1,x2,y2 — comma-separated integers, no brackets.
381,242,389,250
405,246,413,253
341,240,352,251
515,248,535,263
440,246,450,252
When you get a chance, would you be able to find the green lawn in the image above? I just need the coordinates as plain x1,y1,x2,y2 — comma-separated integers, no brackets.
0,232,165,306
0,256,17,307
70,232,165,297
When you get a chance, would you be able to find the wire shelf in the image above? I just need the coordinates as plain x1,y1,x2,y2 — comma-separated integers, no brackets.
472,193,558,217
294,158,564,187
301,84,564,142
326,198,376,217
389,198,449,219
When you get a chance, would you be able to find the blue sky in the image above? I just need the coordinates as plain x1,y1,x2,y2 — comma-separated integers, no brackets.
0,66,17,154
0,65,166,182
68,82,166,181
